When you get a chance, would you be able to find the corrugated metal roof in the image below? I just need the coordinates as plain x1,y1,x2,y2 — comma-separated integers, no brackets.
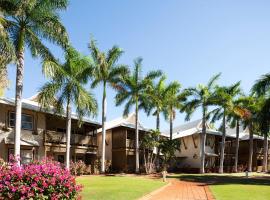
0,97,101,126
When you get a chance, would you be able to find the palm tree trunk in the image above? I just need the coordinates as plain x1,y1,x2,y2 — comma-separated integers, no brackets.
169,110,173,140
156,111,160,170
234,119,240,173
135,97,140,173
219,109,226,174
248,122,253,172
14,29,25,164
262,132,268,172
101,82,107,173
200,107,206,174
156,111,160,131
65,98,72,169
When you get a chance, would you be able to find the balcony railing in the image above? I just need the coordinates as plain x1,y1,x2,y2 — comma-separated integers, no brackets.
44,130,97,146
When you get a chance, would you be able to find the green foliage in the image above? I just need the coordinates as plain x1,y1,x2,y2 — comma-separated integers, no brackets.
159,138,180,170
89,38,128,89
0,0,69,59
38,47,97,122
115,57,162,116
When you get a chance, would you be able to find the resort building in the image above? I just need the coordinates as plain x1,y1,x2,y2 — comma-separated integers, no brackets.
163,120,270,173
0,96,101,165
97,113,149,173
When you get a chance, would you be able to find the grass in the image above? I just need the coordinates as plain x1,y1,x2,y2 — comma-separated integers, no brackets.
77,175,166,200
168,173,270,200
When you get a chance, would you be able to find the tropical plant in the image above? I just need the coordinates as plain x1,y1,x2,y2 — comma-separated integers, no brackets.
181,73,221,174
0,157,82,199
38,47,97,169
145,75,167,130
0,0,69,163
115,57,162,173
159,138,180,171
164,81,187,140
89,39,128,173
209,82,241,173
226,97,246,173
252,73,270,172
141,129,160,174
236,95,260,172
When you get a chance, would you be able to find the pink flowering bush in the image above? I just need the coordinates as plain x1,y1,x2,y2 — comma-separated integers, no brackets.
0,157,82,199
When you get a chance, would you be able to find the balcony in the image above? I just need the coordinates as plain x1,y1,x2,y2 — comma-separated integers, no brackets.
44,130,97,147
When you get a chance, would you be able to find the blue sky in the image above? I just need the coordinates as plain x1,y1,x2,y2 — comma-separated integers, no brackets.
5,0,270,130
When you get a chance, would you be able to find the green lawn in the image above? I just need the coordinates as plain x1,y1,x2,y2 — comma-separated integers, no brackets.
168,173,270,200
77,175,166,200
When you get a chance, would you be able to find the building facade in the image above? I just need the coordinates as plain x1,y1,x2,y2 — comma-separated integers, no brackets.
97,113,149,173
0,96,101,166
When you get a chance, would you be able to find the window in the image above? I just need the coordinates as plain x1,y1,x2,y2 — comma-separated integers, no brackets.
8,149,34,164
9,112,33,130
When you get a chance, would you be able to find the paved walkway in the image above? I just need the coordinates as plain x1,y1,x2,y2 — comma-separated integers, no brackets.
141,179,215,200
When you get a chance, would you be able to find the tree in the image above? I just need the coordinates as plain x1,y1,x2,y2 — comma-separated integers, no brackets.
88,39,128,173
145,75,167,131
237,95,260,172
1,0,69,163
159,138,180,171
181,73,220,174
226,98,246,173
163,82,188,140
209,82,241,173
38,47,97,169
141,129,160,174
252,73,270,172
115,57,162,173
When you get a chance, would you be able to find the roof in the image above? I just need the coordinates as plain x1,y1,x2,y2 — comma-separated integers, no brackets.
162,119,222,139
226,126,266,141
0,96,101,126
97,113,149,133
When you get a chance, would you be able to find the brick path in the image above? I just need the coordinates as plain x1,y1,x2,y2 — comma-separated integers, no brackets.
140,179,215,200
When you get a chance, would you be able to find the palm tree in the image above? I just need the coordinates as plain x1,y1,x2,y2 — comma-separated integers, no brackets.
38,47,97,169
209,82,241,173
1,0,69,162
145,75,167,131
252,73,270,172
181,73,221,174
237,95,260,172
164,82,187,140
115,57,162,173
226,98,246,173
89,39,128,173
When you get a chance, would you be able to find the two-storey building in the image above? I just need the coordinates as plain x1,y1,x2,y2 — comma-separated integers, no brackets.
0,95,101,165
97,113,149,173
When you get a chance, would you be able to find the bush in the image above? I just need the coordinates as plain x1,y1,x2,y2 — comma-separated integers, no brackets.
0,156,82,199
70,160,87,176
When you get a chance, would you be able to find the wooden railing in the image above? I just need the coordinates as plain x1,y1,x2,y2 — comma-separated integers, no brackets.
44,130,97,146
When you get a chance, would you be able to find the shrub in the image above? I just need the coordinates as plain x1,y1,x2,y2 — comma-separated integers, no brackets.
70,160,87,176
0,157,82,199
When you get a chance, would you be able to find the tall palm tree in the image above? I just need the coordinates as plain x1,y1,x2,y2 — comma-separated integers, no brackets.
181,73,221,174
164,81,187,140
237,95,260,172
38,47,97,169
226,98,246,173
0,0,69,162
115,57,162,173
145,75,167,131
89,39,128,173
252,73,270,172
208,82,241,173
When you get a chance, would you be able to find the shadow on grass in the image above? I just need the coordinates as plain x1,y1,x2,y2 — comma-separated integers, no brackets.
167,174,270,186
